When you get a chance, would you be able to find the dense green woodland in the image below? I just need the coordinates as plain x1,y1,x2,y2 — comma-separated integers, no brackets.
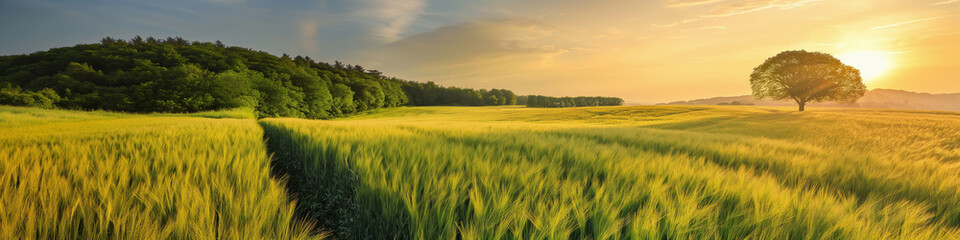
0,37,621,118
0,37,512,118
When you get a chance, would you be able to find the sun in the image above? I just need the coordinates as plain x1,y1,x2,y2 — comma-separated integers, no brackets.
836,51,892,82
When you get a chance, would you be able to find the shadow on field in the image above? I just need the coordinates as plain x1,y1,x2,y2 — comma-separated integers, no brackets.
259,122,411,239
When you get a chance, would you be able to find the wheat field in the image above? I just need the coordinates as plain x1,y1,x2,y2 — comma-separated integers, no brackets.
262,105,960,239
0,106,321,239
3,105,960,239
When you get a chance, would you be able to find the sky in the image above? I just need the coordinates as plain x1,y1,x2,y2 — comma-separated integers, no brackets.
0,0,957,103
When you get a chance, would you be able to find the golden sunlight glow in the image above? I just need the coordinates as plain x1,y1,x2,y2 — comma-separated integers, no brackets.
836,51,892,82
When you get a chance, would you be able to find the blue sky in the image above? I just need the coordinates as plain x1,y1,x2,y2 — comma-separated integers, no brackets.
1,0,958,102
0,0,490,62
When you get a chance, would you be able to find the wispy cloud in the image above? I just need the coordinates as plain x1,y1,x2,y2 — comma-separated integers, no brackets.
354,0,426,42
704,0,821,18
931,0,958,5
299,16,320,54
870,14,960,30
677,25,729,32
377,19,571,77
699,25,728,30
665,0,726,7
653,0,820,28
651,18,702,28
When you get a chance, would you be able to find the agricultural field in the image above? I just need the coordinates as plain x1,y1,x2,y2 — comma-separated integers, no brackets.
4,105,960,239
0,106,320,239
262,105,960,239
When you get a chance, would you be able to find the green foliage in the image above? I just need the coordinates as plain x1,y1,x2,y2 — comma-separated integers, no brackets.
401,81,518,106
208,70,259,109
260,105,960,239
0,37,519,118
750,50,867,111
0,37,625,117
525,95,624,107
0,85,61,108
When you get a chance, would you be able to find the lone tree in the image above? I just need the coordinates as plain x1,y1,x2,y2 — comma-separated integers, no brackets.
750,50,866,111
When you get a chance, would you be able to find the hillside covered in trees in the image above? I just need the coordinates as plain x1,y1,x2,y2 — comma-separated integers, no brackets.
0,37,525,118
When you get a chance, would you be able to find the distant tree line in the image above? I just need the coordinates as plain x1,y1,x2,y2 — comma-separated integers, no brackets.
402,81,517,106
523,95,624,108
0,37,519,118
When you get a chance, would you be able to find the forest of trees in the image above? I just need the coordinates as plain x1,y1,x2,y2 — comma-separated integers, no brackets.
0,37,623,117
0,37,520,118
523,95,624,108
402,81,517,106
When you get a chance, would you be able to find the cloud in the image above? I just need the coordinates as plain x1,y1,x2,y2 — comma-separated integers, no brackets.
654,0,820,28
354,0,426,42
299,16,320,54
289,0,426,58
651,18,702,28
374,19,571,80
931,0,958,5
870,14,960,30
704,0,821,17
698,25,728,30
665,0,726,7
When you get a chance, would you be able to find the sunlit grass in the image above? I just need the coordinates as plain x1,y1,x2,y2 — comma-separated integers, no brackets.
5,105,959,239
263,105,960,239
0,106,126,126
152,107,258,119
0,108,321,239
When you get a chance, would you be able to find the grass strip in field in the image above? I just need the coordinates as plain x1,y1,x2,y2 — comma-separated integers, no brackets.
261,121,412,239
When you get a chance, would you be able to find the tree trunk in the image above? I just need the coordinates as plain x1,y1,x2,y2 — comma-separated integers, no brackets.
798,101,806,112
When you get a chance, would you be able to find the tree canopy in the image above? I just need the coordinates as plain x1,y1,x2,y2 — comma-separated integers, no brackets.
0,37,521,118
400,81,517,106
750,50,866,111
